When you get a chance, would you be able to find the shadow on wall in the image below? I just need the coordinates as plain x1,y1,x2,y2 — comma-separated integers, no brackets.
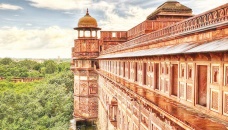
76,121,97,130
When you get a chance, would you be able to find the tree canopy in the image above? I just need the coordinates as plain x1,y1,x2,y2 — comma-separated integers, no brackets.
0,58,73,130
0,58,70,78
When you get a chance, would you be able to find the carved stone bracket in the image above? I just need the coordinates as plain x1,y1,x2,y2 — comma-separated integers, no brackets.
184,54,195,61
195,53,211,61
209,52,223,61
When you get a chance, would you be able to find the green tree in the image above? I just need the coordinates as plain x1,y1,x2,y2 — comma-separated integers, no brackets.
0,58,14,65
0,70,73,130
57,62,70,72
44,60,57,74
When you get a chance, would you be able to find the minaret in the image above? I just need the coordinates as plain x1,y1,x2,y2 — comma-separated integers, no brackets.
71,9,101,120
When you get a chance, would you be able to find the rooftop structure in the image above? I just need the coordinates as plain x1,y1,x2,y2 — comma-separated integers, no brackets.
147,0,193,20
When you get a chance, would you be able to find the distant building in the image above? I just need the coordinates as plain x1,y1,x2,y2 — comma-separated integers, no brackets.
0,77,5,81
71,1,228,129
10,77,43,83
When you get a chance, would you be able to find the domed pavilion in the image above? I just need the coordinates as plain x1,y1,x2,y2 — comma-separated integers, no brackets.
74,9,101,38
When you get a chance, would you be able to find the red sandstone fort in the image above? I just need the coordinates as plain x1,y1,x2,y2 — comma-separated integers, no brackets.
71,1,228,129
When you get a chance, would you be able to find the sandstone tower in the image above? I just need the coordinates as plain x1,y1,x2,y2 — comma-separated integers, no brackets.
71,9,100,121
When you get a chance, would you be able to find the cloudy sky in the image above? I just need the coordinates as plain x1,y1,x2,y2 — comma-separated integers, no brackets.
0,0,227,59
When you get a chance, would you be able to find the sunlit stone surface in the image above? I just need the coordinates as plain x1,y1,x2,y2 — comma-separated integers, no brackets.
71,1,228,130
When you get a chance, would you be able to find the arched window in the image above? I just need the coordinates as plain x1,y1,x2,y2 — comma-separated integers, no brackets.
213,67,219,83
162,66,164,74
181,68,185,78
151,64,154,72
188,68,192,79
214,71,218,83
109,97,118,127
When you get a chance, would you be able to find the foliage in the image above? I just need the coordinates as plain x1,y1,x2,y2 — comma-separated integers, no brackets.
0,58,14,65
44,60,57,74
0,58,70,78
0,59,74,130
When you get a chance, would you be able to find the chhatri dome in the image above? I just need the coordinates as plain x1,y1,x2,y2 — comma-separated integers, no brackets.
77,9,98,28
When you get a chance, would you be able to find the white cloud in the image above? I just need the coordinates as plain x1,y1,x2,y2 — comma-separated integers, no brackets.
63,11,74,15
0,3,23,10
93,1,155,30
1,0,227,59
1,26,12,29
26,0,154,30
0,26,76,58
181,0,228,14
28,0,92,10
26,0,228,30
26,23,32,26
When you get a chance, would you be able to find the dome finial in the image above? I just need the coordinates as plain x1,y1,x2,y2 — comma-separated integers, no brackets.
86,8,89,15
77,8,98,28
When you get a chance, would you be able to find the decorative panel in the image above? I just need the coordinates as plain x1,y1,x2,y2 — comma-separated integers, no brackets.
161,64,165,74
78,60,82,67
151,121,161,130
82,60,88,67
179,83,185,98
89,82,98,94
186,85,192,102
88,97,98,116
74,82,79,94
74,70,79,75
87,42,91,51
160,78,164,91
224,92,228,115
150,76,154,87
80,70,87,76
146,74,150,86
212,66,219,84
80,105,88,114
211,90,219,111
81,42,86,51
91,41,95,51
165,64,169,75
141,114,148,128
79,81,88,95
225,66,228,86
180,64,185,78
89,76,97,80
165,80,169,92
187,64,193,80
89,71,97,79
133,106,139,118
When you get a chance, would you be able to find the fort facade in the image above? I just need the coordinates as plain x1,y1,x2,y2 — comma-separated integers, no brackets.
71,1,228,129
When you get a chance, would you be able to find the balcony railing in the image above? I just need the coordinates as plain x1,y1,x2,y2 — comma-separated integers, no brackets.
101,3,228,55
101,37,127,42
72,52,99,58
127,20,179,40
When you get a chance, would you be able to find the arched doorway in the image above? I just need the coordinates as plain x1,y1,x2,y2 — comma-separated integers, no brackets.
109,97,118,127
